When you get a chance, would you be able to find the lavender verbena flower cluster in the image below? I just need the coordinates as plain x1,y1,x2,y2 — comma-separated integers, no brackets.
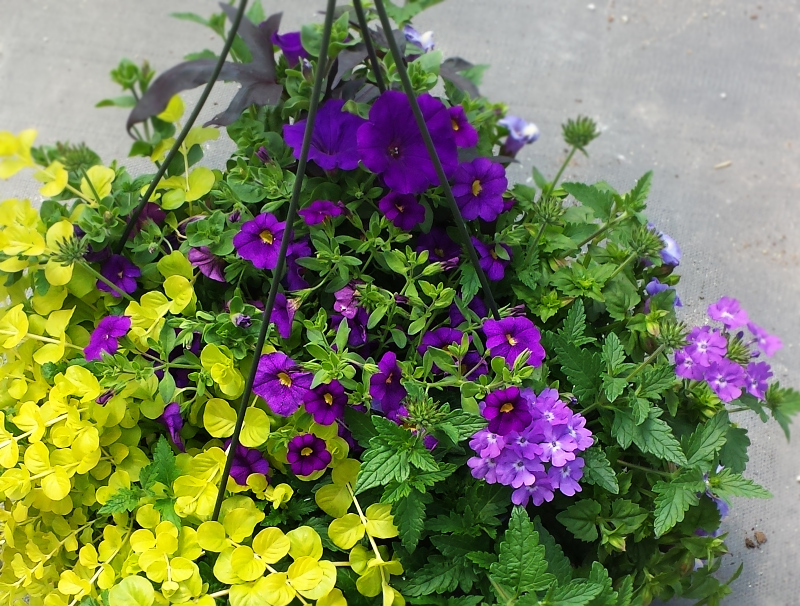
468,387,593,507
674,296,782,402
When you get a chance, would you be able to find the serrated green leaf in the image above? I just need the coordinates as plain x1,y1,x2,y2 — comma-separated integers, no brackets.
149,435,180,487
653,471,705,537
602,376,627,403
602,333,626,373
629,408,687,465
153,498,181,530
540,580,604,606
393,490,430,553
491,507,554,596
554,341,603,401
397,555,461,596
436,410,487,442
709,469,772,501
354,446,408,494
608,499,648,534
556,499,601,542
97,487,144,515
563,182,615,221
533,516,572,584
685,411,729,468
719,425,750,474
626,171,652,210
582,447,619,494
558,299,595,346
635,364,676,400
615,575,634,606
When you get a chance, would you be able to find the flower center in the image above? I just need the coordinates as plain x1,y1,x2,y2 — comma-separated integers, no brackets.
301,447,313,456
388,145,401,159
324,393,334,405
259,229,274,244
278,372,292,387
490,250,498,260
434,247,444,258
451,118,460,131
500,402,514,413
385,372,393,384
506,333,517,346
471,179,482,196
395,203,405,213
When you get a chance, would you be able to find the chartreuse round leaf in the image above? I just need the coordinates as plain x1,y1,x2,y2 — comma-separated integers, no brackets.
203,399,236,438
229,577,272,606
213,547,242,585
130,529,156,553
108,576,155,606
223,507,265,543
240,407,270,448
262,572,296,606
287,526,323,560
58,570,90,595
331,458,361,485
164,275,194,314
315,483,353,518
41,468,71,501
23,441,50,474
185,167,215,202
157,250,194,280
253,527,290,564
287,556,324,592
157,95,185,123
317,588,347,606
329,513,365,550
168,557,195,582
356,566,382,598
365,503,399,539
299,560,337,600
230,546,266,582
196,521,228,552
0,304,28,348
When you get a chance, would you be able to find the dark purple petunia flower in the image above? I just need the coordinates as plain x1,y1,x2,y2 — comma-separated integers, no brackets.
252,352,313,416
704,358,746,402
416,226,461,264
85,315,132,361
460,349,488,379
471,237,511,281
745,361,772,400
133,202,167,236
284,100,366,171
98,255,141,297
334,281,363,320
483,316,546,367
305,380,347,425
285,238,312,291
255,146,271,164
188,246,226,283
378,192,426,230
233,213,286,271
369,351,407,418
158,402,185,452
332,307,370,349
417,327,464,357
287,433,331,476
498,115,540,157
482,387,532,436
298,200,345,225
270,293,299,339
153,330,202,388
707,296,749,331
748,322,783,357
271,30,309,66
448,106,479,148
229,442,270,485
357,91,457,194
452,158,508,222
96,390,114,406
643,278,682,312
449,294,488,326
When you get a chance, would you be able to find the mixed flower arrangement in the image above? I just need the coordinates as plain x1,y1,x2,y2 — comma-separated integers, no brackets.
0,2,797,606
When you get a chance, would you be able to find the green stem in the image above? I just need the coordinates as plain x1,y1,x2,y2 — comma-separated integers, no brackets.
523,220,547,268
605,252,638,282
79,166,103,205
78,260,134,301
545,145,577,195
624,344,666,382
616,459,673,478
575,211,629,250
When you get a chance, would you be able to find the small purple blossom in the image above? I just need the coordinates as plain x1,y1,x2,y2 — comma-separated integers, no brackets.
471,238,511,281
159,402,185,452
97,255,141,297
467,455,499,484
674,348,706,381
685,326,727,367
498,115,540,157
271,30,309,66
565,413,594,451
233,213,285,270
496,447,544,488
452,158,508,222
305,380,347,425
704,358,746,402
469,429,505,459
298,200,345,225
417,226,461,264
448,106,479,148
378,192,426,230
417,327,464,361
644,278,682,312
403,25,435,52
283,99,366,171
483,316,546,367
708,296,749,331
188,247,226,283
85,315,131,361
745,361,772,400
333,281,363,319
748,323,783,357
482,387,532,436
512,473,554,506
270,293,299,339
252,352,313,416
286,434,331,476
538,424,577,468
332,307,370,349
256,146,271,163
369,351,406,418
230,442,270,485
547,457,584,496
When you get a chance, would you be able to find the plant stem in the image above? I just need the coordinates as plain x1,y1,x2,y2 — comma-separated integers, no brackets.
605,252,638,282
78,260,134,301
545,145,577,194
347,484,384,562
616,459,673,478
352,0,386,93
624,344,666,382
575,211,629,250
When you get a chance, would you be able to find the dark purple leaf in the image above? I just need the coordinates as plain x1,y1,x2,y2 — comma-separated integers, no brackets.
441,57,481,98
332,42,369,88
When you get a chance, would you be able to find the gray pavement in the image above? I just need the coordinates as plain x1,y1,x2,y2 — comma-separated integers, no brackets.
1,1,798,603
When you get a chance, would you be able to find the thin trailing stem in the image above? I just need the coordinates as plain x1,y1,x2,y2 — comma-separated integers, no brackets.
114,0,249,253
352,0,386,93
616,459,673,478
211,0,339,522
372,0,500,320
545,145,577,195
625,344,666,382
574,210,629,251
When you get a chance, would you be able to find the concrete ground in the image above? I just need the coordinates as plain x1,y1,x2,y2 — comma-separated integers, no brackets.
1,1,798,603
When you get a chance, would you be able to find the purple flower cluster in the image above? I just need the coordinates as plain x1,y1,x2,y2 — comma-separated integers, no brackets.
674,297,781,402
468,387,593,506
85,315,131,361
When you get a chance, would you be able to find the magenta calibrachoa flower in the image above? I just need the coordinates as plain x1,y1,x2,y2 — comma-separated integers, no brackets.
85,315,131,361
252,352,312,416
284,99,366,171
707,296,749,330
287,434,331,476
229,442,270,485
448,106,479,148
233,213,285,270
159,402,185,452
305,379,347,425
378,192,426,230
188,246,226,282
98,254,140,296
298,200,345,225
357,91,457,194
270,292,298,339
452,157,508,222
471,238,512,281
369,351,407,418
483,316,545,367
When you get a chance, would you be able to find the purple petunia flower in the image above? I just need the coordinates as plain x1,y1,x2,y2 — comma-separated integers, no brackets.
704,358,746,402
230,442,270,485
643,278,682,312
286,434,331,476
417,327,464,357
357,91,457,194
98,255,141,297
708,296,749,331
159,402,185,452
483,316,546,368
496,447,544,488
449,294,488,326
256,146,271,164
233,213,286,270
378,192,426,230
285,238,312,291
298,200,345,225
369,351,407,418
685,326,727,367
417,226,461,265
460,349,489,379
333,281,363,320
85,315,132,361
305,380,347,425
482,387,532,436
332,307,370,349
452,158,508,222
284,100,366,171
471,238,511,281
548,457,584,496
252,352,313,416
469,429,506,459
745,361,772,400
133,202,167,236
511,473,554,506
748,323,783,357
403,25,435,52
498,115,540,157
271,30,309,66
270,293,299,339
448,106,479,148
188,246,226,283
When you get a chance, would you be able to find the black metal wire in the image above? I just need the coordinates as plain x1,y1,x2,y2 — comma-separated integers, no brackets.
372,0,500,320
114,0,249,254
211,0,339,521
352,0,386,93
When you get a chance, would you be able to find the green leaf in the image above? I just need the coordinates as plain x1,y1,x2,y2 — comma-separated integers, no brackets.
398,555,460,596
96,95,137,108
626,408,687,465
533,516,572,584
490,507,554,596
562,182,615,221
685,411,729,468
582,447,619,494
719,425,750,474
635,364,676,400
608,499,648,534
354,446,407,494
611,409,637,449
625,171,652,211
614,575,634,606
436,410,487,442
556,499,601,542
153,498,181,530
98,487,144,515
540,580,604,606
602,376,627,403
603,276,641,321
709,468,772,501
653,471,705,537
143,436,180,488
601,333,626,373
393,489,430,553
553,340,603,401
